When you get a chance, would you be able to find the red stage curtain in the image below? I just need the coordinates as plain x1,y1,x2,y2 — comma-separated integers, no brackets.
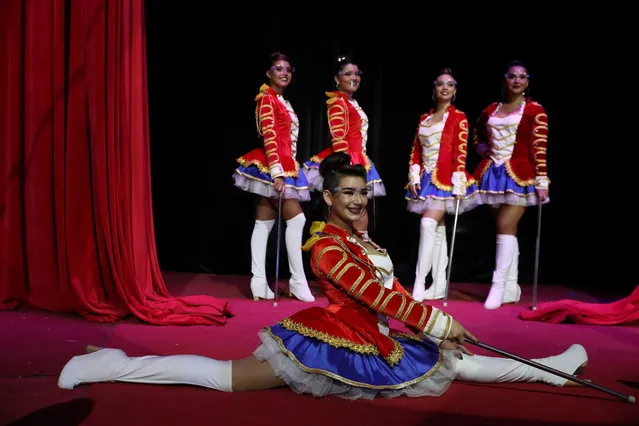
520,286,639,325
0,0,232,325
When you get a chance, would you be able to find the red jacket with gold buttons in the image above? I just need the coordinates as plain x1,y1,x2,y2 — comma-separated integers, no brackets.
280,223,453,366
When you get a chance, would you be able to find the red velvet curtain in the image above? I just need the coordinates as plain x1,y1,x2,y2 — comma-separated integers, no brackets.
0,0,232,325
520,285,639,325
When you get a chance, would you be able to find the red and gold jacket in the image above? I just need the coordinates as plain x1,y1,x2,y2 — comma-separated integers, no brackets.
236,84,300,178
407,105,475,190
283,223,453,366
472,99,549,188
310,91,371,170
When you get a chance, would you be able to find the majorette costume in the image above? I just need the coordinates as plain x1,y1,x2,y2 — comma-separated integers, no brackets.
406,105,480,214
256,221,458,399
303,91,386,197
251,222,588,399
472,98,550,310
233,84,310,201
404,105,480,302
57,222,589,396
472,98,550,206
233,84,314,303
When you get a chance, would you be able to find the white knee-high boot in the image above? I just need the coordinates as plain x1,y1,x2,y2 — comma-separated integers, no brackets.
58,348,233,392
484,234,518,309
250,219,276,300
424,225,448,300
503,237,521,304
285,214,314,302
455,344,587,386
412,218,438,302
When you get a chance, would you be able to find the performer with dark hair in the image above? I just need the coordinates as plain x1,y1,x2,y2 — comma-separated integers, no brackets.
233,52,314,302
303,55,385,237
406,67,480,302
472,60,549,310
59,152,588,399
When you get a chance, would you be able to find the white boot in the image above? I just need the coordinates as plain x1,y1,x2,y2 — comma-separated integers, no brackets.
58,348,233,391
503,237,521,304
285,214,314,302
423,225,448,300
484,234,517,310
455,344,588,386
412,218,438,302
250,219,276,300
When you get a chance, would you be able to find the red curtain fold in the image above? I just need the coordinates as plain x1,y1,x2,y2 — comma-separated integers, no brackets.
0,0,233,325
519,286,639,325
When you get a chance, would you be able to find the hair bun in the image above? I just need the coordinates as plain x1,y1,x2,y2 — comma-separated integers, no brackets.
319,152,351,179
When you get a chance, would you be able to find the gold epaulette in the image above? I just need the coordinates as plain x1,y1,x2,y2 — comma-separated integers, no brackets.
301,221,327,251
326,91,339,105
255,84,271,101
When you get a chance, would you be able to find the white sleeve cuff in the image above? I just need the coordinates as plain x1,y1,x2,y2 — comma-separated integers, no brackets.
269,164,284,179
409,164,421,185
422,307,453,340
451,171,467,196
420,333,443,346
535,175,550,190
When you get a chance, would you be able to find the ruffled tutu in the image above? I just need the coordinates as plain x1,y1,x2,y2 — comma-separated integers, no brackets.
254,325,458,400
233,150,311,201
303,157,386,197
476,163,549,207
405,171,480,214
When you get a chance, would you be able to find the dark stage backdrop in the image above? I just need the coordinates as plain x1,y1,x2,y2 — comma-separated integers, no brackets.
143,6,639,297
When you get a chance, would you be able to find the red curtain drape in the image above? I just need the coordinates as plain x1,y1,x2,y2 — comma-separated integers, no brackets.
520,285,639,325
0,0,232,325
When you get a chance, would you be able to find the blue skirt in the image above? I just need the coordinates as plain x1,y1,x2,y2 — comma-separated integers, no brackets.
303,160,386,197
476,163,549,207
233,164,310,201
405,171,481,214
254,324,459,399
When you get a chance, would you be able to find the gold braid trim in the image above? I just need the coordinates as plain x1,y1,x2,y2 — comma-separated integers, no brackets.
455,119,469,172
264,327,443,389
430,168,453,191
236,158,300,177
390,331,423,342
278,318,405,366
505,161,535,186
315,234,380,279
308,154,324,164
234,169,307,188
532,112,549,178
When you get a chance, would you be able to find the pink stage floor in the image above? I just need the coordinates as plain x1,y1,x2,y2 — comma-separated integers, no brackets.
1,273,638,425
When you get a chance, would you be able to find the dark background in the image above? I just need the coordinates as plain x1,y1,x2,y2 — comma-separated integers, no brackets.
143,5,639,298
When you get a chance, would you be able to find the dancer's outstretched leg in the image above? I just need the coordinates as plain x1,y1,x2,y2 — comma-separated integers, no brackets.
59,347,285,392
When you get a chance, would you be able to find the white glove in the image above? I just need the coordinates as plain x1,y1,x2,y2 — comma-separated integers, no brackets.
535,175,550,190
451,171,467,196
408,164,421,186
269,164,284,179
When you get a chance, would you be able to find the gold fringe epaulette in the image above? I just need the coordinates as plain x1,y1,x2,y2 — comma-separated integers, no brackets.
255,84,270,101
301,221,326,251
325,91,339,105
